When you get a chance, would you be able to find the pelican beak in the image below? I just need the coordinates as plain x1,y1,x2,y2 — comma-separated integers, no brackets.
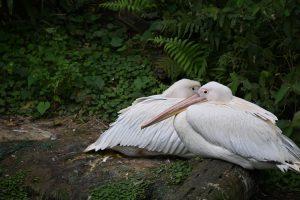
141,94,206,129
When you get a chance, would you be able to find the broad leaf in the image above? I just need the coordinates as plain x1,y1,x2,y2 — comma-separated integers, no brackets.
274,84,290,104
37,101,50,115
110,37,123,47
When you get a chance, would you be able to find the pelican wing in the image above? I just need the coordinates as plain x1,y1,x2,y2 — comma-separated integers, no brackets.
117,95,162,114
85,95,191,156
231,97,278,124
186,103,299,163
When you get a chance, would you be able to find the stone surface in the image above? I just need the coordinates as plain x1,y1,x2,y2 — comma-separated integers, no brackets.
0,116,255,199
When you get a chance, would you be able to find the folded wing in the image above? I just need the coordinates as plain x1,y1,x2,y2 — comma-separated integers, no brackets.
186,104,299,165
231,97,278,124
85,95,192,157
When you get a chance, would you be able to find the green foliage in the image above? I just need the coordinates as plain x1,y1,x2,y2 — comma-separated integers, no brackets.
155,160,192,185
103,0,300,139
0,13,160,120
90,178,150,200
0,171,29,200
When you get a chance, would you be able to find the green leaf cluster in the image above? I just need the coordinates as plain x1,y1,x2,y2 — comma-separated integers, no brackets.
0,13,160,120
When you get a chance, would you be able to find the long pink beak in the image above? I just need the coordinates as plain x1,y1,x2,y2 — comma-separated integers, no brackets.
141,94,206,129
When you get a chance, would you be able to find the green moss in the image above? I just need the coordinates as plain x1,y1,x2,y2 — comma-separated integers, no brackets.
154,160,192,185
90,178,150,200
0,171,29,200
50,188,70,200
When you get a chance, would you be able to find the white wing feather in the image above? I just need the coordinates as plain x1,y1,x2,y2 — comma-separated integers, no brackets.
231,97,278,124
186,103,299,164
85,95,192,157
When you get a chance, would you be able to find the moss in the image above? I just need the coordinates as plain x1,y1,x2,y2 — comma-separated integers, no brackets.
0,171,29,200
0,141,34,161
154,160,192,185
90,178,150,200
49,188,70,200
38,141,55,150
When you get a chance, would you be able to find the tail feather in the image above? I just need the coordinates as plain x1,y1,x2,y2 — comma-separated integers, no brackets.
280,134,300,160
84,143,96,152
276,162,300,173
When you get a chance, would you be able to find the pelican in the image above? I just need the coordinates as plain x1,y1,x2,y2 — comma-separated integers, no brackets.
142,81,300,172
84,79,201,157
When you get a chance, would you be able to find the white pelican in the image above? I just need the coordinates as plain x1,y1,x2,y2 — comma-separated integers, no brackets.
84,79,201,157
142,81,300,172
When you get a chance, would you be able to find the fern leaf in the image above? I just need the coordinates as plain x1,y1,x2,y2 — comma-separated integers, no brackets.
100,0,156,13
151,36,207,77
155,56,183,81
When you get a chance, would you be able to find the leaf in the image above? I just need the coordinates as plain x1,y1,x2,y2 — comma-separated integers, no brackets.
84,76,104,89
251,5,260,16
110,37,123,47
292,82,300,95
133,76,150,91
229,72,239,94
93,30,105,38
291,111,300,129
284,9,290,17
37,101,50,115
274,84,290,104
7,0,13,15
236,0,245,7
117,45,127,52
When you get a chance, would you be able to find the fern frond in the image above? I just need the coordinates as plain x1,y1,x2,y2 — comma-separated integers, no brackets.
156,19,201,38
151,36,207,76
100,0,156,13
155,55,183,81
155,19,176,33
178,22,201,38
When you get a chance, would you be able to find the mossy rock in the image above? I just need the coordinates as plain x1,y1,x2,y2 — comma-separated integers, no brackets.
90,178,151,200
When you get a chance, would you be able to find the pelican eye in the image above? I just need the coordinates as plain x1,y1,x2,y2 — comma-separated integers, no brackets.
204,90,208,94
192,87,195,91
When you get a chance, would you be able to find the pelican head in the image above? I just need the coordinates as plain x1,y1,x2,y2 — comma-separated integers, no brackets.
198,81,233,103
162,79,201,98
141,81,233,128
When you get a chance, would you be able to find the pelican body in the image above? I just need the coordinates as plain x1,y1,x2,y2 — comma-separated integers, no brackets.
142,81,300,172
85,79,200,157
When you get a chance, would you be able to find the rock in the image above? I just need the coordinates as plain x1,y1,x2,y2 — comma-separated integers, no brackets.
0,118,55,142
165,159,255,200
0,117,256,200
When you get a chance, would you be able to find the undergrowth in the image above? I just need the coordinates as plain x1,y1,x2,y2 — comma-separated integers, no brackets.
0,13,162,121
